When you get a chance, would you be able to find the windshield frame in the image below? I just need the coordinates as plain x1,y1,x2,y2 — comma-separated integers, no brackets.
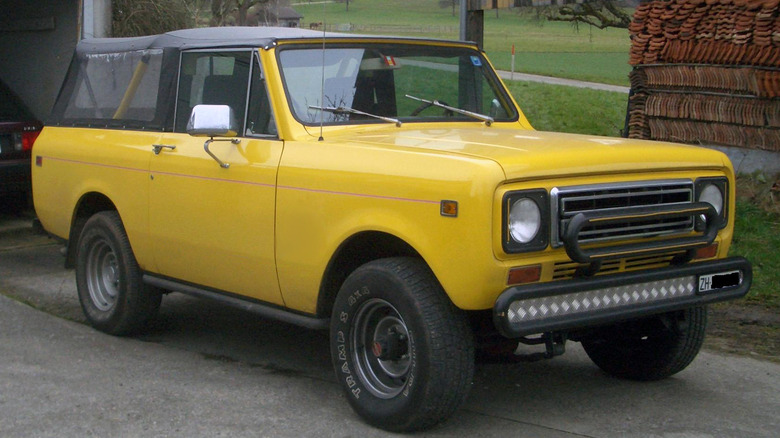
275,40,519,127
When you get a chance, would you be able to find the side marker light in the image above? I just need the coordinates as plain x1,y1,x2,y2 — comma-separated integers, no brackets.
440,200,458,217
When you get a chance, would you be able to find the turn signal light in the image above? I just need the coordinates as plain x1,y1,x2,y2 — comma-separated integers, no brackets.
694,243,719,260
507,265,541,285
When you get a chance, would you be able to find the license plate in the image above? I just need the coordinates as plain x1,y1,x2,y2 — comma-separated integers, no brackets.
698,271,741,293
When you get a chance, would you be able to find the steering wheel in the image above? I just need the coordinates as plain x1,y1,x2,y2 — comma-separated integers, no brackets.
410,100,455,117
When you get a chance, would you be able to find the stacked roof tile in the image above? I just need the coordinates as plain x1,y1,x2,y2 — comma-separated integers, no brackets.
627,0,779,152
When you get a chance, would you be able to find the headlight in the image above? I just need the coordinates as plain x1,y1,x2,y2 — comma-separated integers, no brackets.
695,177,728,229
509,198,541,243
502,190,549,253
699,184,723,214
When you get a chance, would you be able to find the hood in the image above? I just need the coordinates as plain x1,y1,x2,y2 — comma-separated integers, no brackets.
338,126,731,181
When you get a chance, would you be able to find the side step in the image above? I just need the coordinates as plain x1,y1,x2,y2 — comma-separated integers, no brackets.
143,274,329,330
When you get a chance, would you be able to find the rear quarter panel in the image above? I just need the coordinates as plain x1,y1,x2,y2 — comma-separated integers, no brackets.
32,127,157,269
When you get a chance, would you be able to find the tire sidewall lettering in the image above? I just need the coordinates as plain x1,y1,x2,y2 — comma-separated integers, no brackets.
333,282,417,401
401,327,415,398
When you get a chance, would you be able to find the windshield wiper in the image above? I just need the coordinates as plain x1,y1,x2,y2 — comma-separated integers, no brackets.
309,105,402,127
404,94,494,126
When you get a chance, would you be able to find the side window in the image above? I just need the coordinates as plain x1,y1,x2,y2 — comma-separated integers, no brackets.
61,49,164,126
245,53,277,137
175,51,251,133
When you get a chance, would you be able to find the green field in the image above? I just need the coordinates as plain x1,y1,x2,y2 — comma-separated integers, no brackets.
732,200,780,307
507,81,628,136
295,0,632,86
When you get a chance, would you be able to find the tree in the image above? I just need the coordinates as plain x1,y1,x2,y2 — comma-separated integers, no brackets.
235,0,267,26
545,0,631,30
113,0,194,37
208,0,275,26
438,0,459,17
209,0,233,26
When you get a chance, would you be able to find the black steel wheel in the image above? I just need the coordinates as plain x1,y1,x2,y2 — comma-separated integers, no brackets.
581,307,708,381
330,257,474,432
75,211,161,335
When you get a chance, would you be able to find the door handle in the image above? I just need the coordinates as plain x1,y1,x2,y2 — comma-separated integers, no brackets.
152,144,176,155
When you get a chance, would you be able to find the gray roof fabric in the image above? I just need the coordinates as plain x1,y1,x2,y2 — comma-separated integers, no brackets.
75,26,472,54
76,27,339,54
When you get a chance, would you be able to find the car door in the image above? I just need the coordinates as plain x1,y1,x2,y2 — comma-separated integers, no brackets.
148,49,284,305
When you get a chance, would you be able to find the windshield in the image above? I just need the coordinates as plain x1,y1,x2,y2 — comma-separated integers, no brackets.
278,43,517,125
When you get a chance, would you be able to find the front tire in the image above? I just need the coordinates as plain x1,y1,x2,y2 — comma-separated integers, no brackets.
330,257,474,432
581,307,707,381
75,211,161,335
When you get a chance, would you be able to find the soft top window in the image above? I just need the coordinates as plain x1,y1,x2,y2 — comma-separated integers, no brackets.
53,49,166,129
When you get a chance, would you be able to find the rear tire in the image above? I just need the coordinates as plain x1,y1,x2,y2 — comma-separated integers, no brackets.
75,211,161,335
581,307,707,381
330,257,474,432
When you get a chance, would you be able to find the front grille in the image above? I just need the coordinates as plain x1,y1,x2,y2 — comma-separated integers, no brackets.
552,180,694,247
553,252,682,280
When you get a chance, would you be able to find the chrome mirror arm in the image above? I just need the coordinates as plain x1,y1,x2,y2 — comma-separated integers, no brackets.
204,137,240,169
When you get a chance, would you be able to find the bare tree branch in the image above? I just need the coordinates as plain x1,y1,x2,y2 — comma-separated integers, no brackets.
547,0,632,30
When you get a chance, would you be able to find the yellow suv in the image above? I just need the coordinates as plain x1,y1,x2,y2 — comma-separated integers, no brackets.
33,27,751,432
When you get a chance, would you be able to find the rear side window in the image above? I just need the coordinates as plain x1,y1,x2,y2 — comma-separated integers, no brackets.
61,49,164,125
174,51,251,133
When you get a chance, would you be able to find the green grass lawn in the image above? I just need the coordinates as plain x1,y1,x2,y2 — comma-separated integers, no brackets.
731,186,780,308
295,1,632,86
507,81,628,136
731,201,780,307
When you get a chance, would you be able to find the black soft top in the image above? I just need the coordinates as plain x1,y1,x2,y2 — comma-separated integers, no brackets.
52,27,481,130
76,26,473,54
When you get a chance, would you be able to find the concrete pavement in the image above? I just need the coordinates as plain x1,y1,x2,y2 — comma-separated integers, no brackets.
1,215,778,437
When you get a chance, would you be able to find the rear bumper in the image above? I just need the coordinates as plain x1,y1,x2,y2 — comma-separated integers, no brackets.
494,257,751,337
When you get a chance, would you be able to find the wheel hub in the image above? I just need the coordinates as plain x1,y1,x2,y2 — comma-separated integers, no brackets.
85,240,120,312
352,298,412,399
372,327,408,361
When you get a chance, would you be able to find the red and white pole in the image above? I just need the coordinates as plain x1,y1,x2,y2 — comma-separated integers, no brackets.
511,44,515,81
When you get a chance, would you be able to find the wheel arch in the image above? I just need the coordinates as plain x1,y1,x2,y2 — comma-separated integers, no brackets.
316,231,421,318
65,192,118,268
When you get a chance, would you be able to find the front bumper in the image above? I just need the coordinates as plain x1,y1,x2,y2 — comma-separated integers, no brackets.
494,257,751,337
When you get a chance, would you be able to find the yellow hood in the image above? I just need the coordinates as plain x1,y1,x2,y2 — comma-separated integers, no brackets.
341,126,731,181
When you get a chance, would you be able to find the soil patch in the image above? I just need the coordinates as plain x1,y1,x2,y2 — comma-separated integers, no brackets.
705,301,780,362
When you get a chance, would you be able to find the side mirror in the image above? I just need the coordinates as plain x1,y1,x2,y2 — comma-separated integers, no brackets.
186,104,238,137
186,104,240,169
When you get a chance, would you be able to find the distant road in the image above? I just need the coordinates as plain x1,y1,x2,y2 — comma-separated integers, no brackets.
495,69,631,93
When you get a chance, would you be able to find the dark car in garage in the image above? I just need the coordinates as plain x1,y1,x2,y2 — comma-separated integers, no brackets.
0,79,41,208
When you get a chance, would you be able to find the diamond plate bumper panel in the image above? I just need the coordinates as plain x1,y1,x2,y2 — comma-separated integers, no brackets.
494,257,751,338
